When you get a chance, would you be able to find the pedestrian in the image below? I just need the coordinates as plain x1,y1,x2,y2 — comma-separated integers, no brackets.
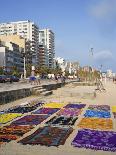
36,73,41,85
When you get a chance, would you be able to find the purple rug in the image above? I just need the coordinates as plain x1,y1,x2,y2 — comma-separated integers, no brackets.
32,108,60,115
72,129,116,152
57,108,82,117
64,104,86,109
12,115,49,126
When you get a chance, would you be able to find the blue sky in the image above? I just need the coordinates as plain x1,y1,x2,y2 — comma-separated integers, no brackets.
0,0,116,71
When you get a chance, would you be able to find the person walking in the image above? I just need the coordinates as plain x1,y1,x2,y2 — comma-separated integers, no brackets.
36,73,41,85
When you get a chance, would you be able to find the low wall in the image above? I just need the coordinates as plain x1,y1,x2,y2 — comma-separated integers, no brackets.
0,88,31,105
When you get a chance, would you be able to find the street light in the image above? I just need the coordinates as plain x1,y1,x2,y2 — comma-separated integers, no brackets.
21,31,26,79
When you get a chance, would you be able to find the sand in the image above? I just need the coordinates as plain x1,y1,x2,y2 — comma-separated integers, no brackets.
0,81,116,155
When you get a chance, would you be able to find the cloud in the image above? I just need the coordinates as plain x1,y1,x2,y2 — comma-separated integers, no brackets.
94,50,113,62
90,0,116,20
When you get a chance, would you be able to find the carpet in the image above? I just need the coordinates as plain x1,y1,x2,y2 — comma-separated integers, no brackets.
7,106,37,114
88,105,110,111
0,113,22,124
0,125,33,136
0,134,19,143
12,115,49,126
112,106,116,112
57,108,82,117
72,129,116,152
19,126,73,146
64,104,86,109
33,108,60,115
46,116,78,126
43,102,65,108
78,118,113,130
84,110,111,118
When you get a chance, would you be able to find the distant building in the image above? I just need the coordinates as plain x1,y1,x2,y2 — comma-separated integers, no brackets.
0,34,32,64
54,57,67,72
0,40,24,73
39,29,55,68
107,69,113,78
0,20,39,65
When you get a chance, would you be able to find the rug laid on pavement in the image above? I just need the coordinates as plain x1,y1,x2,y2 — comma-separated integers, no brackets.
84,110,111,118
64,104,86,109
32,108,60,115
0,125,33,136
57,108,82,117
12,115,49,126
46,116,78,126
0,113,22,124
88,105,110,111
19,126,73,146
43,102,65,108
78,118,113,130
72,129,116,152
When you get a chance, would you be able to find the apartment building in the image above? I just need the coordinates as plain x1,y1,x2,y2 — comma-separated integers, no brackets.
0,20,39,65
0,41,24,73
0,35,32,64
39,29,55,68
39,43,48,67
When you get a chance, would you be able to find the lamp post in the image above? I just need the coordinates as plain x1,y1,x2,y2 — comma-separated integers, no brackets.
22,31,26,79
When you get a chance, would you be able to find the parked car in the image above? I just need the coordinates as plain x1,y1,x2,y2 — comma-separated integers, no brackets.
0,75,12,83
7,75,19,82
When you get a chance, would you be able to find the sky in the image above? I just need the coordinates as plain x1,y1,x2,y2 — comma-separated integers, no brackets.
0,0,116,72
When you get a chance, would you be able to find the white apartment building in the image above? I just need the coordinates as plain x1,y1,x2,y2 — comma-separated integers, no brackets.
39,29,55,68
0,20,39,65
54,57,67,72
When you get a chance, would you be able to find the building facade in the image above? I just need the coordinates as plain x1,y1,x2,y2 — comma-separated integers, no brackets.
39,29,55,68
39,43,48,67
0,41,24,73
0,20,39,65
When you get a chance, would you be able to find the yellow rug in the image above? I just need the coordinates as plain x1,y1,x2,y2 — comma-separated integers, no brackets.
43,102,65,108
112,106,116,112
78,118,113,130
0,113,22,124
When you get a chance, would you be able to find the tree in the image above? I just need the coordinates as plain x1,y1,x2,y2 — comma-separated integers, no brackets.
0,67,3,75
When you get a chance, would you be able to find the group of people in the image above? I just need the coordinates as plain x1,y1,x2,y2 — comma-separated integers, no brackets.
29,73,41,85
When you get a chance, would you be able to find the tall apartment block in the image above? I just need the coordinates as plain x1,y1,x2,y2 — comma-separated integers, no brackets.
0,20,39,65
39,29,55,68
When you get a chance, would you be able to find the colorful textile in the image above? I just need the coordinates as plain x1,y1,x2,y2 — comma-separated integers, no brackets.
43,102,65,108
0,125,33,136
0,113,22,124
113,112,116,119
7,106,37,114
33,108,60,115
88,105,110,111
112,106,116,112
64,104,86,109
0,134,19,142
57,108,82,117
12,115,49,126
84,110,111,118
78,118,113,130
72,129,116,152
46,116,78,126
19,126,73,146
